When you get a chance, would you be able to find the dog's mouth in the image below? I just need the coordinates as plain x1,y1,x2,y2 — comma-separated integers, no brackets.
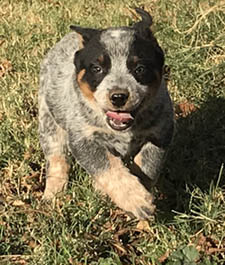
106,110,134,131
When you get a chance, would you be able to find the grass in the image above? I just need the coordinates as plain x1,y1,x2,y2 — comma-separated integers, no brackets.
0,0,225,264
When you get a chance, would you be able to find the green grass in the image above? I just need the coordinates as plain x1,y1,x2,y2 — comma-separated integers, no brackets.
0,0,225,264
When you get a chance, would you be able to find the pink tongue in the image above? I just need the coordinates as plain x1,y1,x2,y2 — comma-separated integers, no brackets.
106,111,134,122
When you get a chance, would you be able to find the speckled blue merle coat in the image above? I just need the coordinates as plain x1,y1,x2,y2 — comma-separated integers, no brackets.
39,9,174,220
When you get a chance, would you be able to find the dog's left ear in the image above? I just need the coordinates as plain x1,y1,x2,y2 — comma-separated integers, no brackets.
134,8,165,68
133,8,153,40
70,25,100,45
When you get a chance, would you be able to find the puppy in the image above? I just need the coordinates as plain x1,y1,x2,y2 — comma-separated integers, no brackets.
39,8,174,220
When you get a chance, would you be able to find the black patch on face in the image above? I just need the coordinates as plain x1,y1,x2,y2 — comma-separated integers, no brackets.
127,34,164,85
74,33,111,91
70,26,100,45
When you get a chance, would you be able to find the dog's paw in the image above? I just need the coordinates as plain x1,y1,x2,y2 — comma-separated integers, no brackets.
121,185,155,220
42,176,68,200
94,172,155,220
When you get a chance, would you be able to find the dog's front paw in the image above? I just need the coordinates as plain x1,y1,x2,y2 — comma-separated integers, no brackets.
121,185,155,220
42,176,68,200
95,172,155,220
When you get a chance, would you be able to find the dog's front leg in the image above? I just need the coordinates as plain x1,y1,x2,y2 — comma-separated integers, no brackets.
133,142,165,185
70,138,155,220
39,99,70,200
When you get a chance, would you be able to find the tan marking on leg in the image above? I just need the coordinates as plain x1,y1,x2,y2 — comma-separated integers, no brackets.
77,69,95,101
94,153,155,219
132,152,155,191
134,152,142,168
43,155,70,200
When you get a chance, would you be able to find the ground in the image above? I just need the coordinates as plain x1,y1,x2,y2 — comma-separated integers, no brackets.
0,0,225,264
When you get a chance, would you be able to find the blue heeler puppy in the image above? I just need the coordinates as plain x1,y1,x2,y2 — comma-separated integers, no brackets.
39,8,174,219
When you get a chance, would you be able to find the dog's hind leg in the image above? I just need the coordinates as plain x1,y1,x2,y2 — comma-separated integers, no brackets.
39,99,70,200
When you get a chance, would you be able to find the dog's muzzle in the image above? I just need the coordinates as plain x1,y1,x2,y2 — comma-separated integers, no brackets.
106,89,134,131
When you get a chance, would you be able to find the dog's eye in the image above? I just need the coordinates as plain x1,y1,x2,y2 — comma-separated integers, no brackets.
134,65,146,75
90,65,103,74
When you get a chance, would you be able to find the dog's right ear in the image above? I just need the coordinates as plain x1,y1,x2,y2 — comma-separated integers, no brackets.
70,26,100,46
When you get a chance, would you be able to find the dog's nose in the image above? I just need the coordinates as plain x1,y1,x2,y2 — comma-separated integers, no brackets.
110,90,129,107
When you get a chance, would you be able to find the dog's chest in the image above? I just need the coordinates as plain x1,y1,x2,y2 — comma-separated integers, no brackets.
94,130,142,158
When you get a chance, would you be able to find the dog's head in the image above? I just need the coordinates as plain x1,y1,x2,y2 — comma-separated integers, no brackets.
71,8,164,131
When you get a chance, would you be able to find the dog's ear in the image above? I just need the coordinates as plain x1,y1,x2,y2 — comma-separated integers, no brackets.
134,8,153,27
133,8,153,40
133,8,165,68
70,25,100,45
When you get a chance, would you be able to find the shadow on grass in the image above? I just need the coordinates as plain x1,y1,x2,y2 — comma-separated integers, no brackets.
157,96,225,216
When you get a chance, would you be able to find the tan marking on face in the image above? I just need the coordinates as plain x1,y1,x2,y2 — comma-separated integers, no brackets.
132,55,139,64
76,33,84,49
43,154,70,200
93,152,155,219
77,69,95,101
97,54,104,63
